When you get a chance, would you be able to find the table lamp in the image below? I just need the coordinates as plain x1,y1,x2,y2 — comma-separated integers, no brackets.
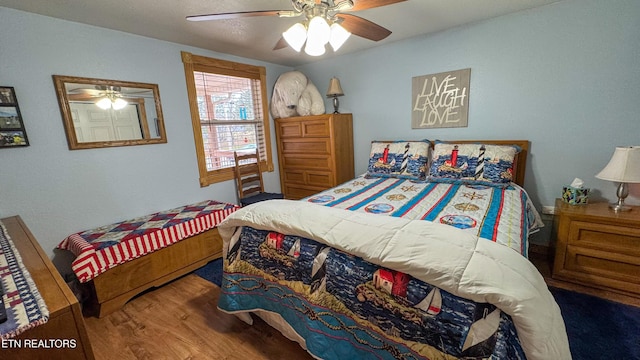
326,77,344,114
595,146,640,212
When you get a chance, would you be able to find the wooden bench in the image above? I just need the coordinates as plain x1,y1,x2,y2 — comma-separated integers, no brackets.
58,200,238,318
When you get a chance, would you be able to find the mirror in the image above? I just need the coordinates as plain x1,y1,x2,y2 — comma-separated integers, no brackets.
53,75,167,150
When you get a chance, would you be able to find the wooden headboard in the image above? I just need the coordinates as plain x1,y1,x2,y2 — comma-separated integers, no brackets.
439,140,529,187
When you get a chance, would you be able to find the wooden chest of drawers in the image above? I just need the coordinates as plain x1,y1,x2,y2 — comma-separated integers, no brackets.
552,199,640,298
1,216,95,360
275,113,354,199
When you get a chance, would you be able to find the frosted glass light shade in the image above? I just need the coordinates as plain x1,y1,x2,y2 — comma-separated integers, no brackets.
307,16,330,46
329,23,351,51
596,146,640,183
96,97,112,110
304,39,326,56
283,23,307,52
112,98,128,110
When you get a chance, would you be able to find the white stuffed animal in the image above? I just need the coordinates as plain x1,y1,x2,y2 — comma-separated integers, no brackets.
270,71,325,118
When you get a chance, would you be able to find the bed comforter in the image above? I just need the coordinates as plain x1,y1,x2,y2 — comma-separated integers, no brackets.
217,200,570,360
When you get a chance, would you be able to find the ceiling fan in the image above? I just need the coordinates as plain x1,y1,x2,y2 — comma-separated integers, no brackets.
186,0,406,56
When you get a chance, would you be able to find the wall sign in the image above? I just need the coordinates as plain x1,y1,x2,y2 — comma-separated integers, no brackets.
411,68,470,129
0,86,29,147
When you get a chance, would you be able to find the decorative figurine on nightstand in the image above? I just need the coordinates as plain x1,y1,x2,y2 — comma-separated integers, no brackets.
595,146,640,212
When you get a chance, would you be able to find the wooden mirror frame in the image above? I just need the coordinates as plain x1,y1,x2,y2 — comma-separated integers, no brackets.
52,75,167,150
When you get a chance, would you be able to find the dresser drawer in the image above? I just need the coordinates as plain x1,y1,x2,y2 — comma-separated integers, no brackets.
283,184,323,200
564,244,640,294
277,119,330,138
283,169,334,188
281,154,332,171
568,220,640,255
280,138,332,154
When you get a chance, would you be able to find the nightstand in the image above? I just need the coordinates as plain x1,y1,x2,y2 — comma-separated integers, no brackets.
552,199,640,299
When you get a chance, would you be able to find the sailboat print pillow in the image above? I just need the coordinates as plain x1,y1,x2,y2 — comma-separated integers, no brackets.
428,142,520,186
366,140,431,181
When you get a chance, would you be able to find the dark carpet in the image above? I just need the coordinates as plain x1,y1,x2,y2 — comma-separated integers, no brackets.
195,259,640,359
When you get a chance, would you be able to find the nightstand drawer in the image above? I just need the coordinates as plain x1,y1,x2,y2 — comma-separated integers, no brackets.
553,199,640,299
564,245,640,294
568,221,640,254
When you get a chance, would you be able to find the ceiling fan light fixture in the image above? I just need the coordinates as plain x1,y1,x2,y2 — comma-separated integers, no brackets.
96,92,128,110
283,22,307,52
329,22,351,51
304,38,326,56
307,16,330,45
96,97,112,110
112,98,128,110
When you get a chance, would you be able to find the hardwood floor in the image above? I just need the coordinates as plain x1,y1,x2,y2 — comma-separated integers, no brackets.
83,274,312,360
83,253,639,360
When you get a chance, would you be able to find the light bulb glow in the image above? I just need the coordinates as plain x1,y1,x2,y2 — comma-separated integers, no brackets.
307,16,330,46
304,38,326,56
112,98,128,110
283,23,307,52
96,97,112,110
329,23,351,51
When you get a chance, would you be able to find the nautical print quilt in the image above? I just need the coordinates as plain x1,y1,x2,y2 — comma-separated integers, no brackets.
58,200,239,283
220,228,525,360
0,223,49,339
304,174,543,257
217,201,570,360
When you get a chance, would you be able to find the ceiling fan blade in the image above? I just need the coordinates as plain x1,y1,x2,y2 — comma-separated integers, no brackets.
337,14,391,41
350,0,407,11
186,10,283,22
273,37,289,51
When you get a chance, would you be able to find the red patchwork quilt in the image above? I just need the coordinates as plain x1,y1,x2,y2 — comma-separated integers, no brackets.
58,200,239,283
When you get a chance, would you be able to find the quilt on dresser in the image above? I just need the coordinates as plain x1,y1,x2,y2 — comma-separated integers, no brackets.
304,175,542,256
0,223,49,339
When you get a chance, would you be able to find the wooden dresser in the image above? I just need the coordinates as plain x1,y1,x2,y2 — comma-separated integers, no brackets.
1,216,94,360
275,113,354,199
552,199,640,299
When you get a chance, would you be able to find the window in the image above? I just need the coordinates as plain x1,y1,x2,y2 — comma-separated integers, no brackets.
182,51,273,186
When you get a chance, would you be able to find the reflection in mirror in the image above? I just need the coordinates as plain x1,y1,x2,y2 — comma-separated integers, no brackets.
52,75,167,149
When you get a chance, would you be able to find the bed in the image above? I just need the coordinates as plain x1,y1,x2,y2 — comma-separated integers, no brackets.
216,140,571,359
57,200,238,317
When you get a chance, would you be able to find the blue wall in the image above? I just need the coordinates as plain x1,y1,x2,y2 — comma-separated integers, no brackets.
0,7,289,264
300,0,640,211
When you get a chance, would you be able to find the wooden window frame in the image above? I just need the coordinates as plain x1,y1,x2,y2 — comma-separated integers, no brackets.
181,51,274,186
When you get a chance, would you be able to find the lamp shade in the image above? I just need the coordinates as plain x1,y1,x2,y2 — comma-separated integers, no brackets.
595,146,640,183
329,23,351,51
112,98,128,110
283,23,306,52
326,77,344,97
307,16,330,46
304,38,326,56
96,97,112,110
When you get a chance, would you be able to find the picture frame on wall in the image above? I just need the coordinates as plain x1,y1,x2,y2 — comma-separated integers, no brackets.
411,68,470,129
0,86,29,147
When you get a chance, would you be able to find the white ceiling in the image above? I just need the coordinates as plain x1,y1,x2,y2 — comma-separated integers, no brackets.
0,0,561,67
